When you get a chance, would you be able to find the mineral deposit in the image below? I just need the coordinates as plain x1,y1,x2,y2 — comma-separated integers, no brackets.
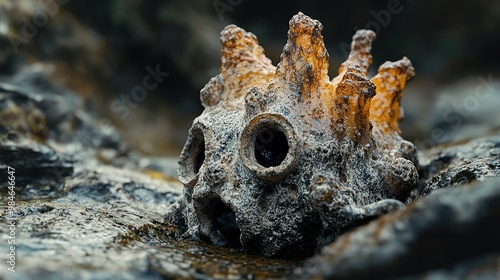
175,12,418,256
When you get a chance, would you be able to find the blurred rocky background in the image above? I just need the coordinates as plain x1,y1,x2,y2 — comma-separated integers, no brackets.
1,0,499,156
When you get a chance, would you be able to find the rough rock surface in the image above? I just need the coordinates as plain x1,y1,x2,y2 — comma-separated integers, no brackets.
0,66,299,279
1,11,500,280
296,177,500,279
293,132,500,279
176,12,419,257
414,134,500,199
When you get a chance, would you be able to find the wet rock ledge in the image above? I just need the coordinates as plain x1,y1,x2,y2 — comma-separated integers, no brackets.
1,66,500,279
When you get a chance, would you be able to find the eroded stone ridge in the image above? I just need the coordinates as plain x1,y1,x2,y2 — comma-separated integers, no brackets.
176,12,418,257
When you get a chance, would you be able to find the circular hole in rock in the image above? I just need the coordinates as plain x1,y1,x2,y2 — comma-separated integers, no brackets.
254,127,288,168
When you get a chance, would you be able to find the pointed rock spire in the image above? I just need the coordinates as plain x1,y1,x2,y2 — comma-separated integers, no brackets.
333,64,376,143
370,57,415,134
275,12,330,100
215,25,275,104
332,30,376,85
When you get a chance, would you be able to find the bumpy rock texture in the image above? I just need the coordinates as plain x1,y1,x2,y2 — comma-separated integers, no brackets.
293,129,500,279
2,10,500,280
296,177,500,280
175,12,419,257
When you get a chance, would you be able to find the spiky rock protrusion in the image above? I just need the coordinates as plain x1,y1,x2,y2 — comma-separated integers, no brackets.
370,57,415,134
275,12,330,100
200,25,276,108
180,12,419,257
333,64,376,143
333,29,376,84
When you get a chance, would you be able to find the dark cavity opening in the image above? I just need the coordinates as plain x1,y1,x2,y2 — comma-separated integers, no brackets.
254,127,288,167
212,198,242,248
194,137,205,174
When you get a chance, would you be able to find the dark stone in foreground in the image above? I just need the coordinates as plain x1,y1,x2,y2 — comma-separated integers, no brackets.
296,178,500,279
415,135,500,199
